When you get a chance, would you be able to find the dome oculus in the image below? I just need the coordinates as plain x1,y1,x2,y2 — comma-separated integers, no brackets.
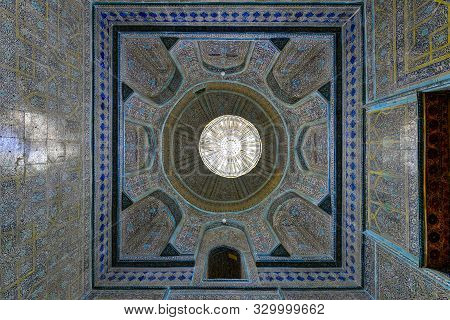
199,115,262,178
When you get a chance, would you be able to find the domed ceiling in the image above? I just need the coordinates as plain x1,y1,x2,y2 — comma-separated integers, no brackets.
119,33,336,260
163,82,287,212
92,2,364,290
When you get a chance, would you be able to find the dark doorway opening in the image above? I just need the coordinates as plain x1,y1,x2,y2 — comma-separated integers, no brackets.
421,91,449,272
207,246,242,279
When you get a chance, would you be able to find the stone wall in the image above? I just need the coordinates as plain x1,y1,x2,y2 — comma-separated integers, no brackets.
0,0,91,299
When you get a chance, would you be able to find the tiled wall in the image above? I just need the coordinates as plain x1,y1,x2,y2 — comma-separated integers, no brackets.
366,0,450,103
363,97,450,299
364,0,450,299
0,0,91,299
2,0,448,300
366,101,420,257
364,97,449,299
364,234,449,299
88,288,371,300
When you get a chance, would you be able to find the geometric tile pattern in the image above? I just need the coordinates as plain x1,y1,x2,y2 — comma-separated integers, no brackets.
88,289,167,300
364,235,450,299
293,93,330,203
168,289,282,300
0,0,90,299
92,2,364,289
282,289,371,300
272,194,333,258
120,194,175,259
366,101,420,257
1,0,448,299
118,33,338,264
366,0,450,102
363,0,450,299
267,38,332,104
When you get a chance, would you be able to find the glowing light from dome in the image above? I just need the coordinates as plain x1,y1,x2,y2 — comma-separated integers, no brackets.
199,115,262,178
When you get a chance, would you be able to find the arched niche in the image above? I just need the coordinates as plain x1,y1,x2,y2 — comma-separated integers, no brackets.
120,190,182,258
207,246,242,279
267,191,333,258
192,223,258,285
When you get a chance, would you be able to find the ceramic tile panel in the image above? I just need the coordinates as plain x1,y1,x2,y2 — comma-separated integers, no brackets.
92,2,364,289
366,0,450,102
0,0,91,299
366,101,420,257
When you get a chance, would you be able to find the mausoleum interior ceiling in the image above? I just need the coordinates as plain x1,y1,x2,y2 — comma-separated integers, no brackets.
1,0,449,301
120,34,337,262
90,1,363,291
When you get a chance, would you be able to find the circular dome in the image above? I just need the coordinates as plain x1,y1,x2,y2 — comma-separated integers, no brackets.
199,115,262,178
163,82,288,212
